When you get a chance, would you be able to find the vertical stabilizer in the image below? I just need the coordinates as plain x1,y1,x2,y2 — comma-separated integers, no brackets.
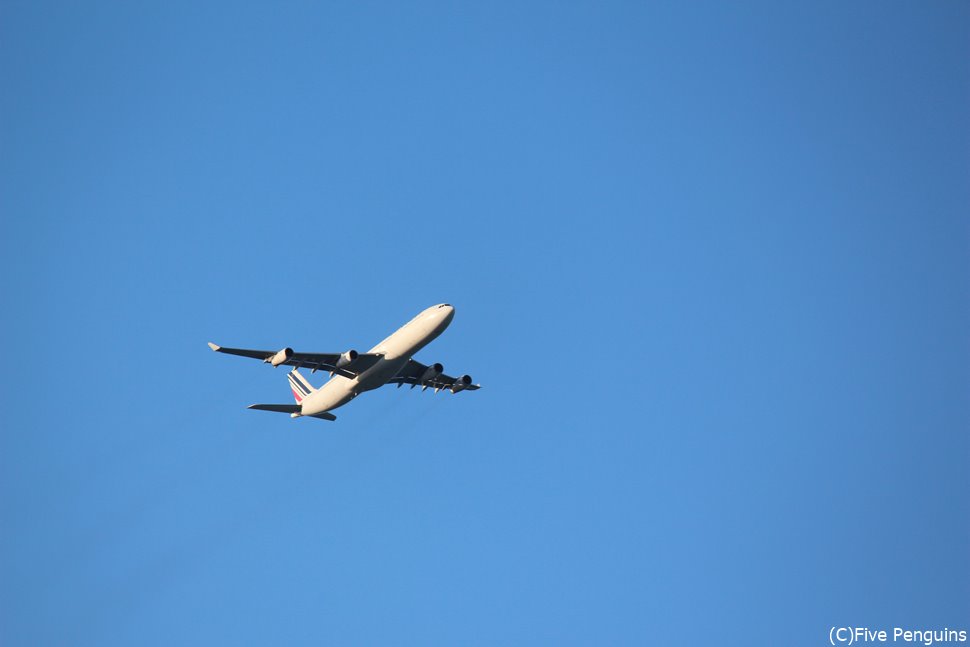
287,369,316,404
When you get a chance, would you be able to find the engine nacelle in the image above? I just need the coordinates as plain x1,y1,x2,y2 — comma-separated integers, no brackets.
420,362,444,383
335,349,359,369
451,375,472,393
269,347,293,367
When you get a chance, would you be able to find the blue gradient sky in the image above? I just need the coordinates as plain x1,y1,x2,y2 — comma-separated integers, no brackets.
2,2,968,645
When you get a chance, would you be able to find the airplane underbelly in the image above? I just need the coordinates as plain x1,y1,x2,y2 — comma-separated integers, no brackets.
301,377,355,414
356,356,409,392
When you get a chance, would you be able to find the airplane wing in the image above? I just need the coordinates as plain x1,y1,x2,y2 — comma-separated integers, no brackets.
388,359,482,392
207,342,382,379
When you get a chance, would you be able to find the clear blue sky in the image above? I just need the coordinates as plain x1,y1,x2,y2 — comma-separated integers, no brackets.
2,2,968,645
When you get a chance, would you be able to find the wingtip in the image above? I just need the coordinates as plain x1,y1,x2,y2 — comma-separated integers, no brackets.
208,342,220,351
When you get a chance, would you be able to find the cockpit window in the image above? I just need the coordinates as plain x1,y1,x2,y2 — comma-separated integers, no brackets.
438,304,451,308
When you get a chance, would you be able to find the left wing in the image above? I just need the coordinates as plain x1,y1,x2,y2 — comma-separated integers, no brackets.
388,359,482,393
208,342,382,379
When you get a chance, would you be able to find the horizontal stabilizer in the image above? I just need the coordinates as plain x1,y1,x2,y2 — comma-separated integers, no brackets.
248,404,301,414
247,404,336,421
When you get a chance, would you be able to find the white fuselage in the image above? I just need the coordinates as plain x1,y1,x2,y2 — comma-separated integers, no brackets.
299,304,455,416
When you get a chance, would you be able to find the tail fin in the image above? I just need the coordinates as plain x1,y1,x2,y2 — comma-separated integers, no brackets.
287,369,316,404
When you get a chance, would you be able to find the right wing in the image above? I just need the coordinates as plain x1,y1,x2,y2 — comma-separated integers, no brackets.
388,359,482,392
208,342,382,379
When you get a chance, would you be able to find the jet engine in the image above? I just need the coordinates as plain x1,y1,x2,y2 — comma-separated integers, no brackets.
335,349,358,369
269,347,293,367
451,375,473,393
420,363,444,383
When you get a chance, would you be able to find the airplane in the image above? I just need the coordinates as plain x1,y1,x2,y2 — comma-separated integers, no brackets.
208,303,480,421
